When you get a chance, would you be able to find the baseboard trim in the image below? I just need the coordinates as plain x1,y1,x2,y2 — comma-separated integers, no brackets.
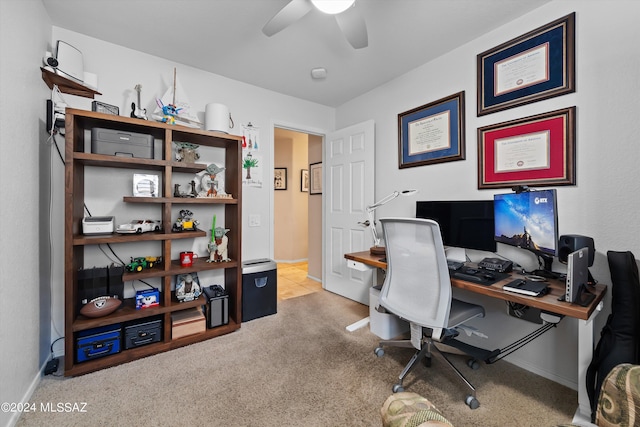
6,359,49,427
503,353,578,391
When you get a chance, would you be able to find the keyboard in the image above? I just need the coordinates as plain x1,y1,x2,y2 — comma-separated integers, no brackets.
451,271,488,284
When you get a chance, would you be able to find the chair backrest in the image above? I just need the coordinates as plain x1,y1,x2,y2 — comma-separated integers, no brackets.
378,217,452,328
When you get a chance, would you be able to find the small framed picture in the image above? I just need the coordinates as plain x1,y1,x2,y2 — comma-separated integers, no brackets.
309,162,322,195
274,168,287,190
301,169,309,192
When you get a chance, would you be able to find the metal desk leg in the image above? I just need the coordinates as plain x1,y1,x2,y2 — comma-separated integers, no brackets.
572,301,603,424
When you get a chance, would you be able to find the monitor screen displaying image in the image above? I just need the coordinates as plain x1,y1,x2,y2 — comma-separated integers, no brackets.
493,189,558,257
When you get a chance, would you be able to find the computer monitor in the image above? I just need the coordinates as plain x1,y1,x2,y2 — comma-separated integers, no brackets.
416,200,496,252
493,189,559,272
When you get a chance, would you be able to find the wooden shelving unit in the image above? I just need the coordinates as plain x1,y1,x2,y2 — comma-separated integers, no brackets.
63,108,242,376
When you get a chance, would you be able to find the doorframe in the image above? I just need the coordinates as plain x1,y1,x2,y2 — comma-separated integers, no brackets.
269,120,327,285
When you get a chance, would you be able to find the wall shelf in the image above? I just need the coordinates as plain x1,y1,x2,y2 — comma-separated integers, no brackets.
41,67,102,98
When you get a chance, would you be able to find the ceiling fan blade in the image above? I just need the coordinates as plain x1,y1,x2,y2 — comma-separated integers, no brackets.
335,6,368,49
262,0,313,37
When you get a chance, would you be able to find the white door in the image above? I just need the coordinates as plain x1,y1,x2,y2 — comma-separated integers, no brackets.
323,120,375,304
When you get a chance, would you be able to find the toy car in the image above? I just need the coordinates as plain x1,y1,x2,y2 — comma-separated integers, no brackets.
126,256,163,272
116,219,162,234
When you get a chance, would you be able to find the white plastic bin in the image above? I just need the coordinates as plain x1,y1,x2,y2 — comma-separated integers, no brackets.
369,286,410,339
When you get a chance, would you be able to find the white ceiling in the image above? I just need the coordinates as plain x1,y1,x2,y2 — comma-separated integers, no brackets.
41,0,551,107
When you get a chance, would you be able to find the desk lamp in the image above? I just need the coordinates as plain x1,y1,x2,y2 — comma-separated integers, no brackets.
363,189,418,255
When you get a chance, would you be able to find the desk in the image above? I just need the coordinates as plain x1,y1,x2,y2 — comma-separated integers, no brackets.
344,250,607,422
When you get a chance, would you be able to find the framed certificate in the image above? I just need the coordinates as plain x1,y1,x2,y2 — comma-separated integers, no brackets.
398,91,465,168
477,107,576,189
477,13,575,116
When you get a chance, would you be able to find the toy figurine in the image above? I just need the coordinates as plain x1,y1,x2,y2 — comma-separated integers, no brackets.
156,98,182,125
190,180,198,197
176,142,200,163
201,163,225,197
211,227,230,262
172,209,199,232
206,215,229,262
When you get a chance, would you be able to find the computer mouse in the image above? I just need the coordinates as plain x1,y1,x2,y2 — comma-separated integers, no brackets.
483,272,496,280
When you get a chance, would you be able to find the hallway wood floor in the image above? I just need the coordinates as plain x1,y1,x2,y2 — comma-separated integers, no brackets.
276,262,322,300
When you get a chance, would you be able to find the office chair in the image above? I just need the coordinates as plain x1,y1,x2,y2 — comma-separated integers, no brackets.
373,218,487,409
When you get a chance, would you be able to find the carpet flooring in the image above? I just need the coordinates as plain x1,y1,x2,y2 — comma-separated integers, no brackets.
17,290,576,426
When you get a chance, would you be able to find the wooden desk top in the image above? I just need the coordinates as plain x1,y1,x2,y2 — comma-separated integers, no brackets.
344,251,607,321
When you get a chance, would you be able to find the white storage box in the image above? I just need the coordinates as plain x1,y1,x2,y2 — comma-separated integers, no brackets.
369,286,409,340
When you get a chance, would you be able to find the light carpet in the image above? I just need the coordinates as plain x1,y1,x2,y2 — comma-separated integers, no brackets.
17,290,576,426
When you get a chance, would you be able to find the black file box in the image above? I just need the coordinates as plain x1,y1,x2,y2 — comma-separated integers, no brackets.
123,317,162,349
77,267,108,312
203,285,229,328
241,259,277,322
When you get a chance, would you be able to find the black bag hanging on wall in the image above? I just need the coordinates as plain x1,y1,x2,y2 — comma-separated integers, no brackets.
585,251,640,421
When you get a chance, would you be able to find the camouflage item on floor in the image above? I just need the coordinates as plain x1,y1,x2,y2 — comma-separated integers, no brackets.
381,392,453,427
596,363,640,427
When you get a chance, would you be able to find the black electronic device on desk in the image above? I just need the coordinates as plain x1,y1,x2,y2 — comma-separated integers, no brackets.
503,279,549,297
447,260,465,271
451,267,509,286
478,257,513,273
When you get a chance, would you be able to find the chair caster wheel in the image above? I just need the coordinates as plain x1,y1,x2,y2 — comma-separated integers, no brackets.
374,347,384,357
392,384,404,393
467,358,480,370
465,395,480,409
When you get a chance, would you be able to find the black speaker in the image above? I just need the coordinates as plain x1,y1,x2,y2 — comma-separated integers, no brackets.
558,234,595,266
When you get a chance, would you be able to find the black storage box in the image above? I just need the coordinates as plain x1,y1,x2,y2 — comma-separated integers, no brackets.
203,285,229,328
242,259,277,322
108,264,124,300
123,317,162,349
76,324,121,363
91,127,154,159
77,267,108,312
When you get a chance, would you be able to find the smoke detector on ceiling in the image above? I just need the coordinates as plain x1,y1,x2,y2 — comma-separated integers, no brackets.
311,67,328,80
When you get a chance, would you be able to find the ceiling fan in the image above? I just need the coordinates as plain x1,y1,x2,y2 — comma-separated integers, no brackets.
262,0,368,49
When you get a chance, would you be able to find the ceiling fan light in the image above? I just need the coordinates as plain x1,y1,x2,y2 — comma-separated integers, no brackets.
311,0,355,15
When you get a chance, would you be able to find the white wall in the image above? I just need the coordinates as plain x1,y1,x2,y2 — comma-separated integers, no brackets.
336,0,640,389
0,1,53,426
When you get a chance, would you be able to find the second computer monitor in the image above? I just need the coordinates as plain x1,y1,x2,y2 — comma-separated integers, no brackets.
416,200,496,252
493,189,559,257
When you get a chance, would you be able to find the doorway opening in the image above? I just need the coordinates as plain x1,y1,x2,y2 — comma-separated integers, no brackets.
273,127,323,297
